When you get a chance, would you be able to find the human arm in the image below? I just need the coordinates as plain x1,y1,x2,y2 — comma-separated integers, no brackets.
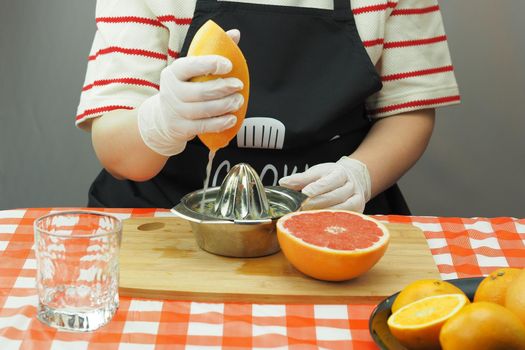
279,0,458,211
82,24,242,181
88,52,243,182
76,1,243,181
351,108,435,199
89,108,167,181
279,108,434,211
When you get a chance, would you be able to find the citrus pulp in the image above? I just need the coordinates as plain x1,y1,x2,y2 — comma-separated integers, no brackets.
392,279,466,313
276,210,389,281
388,293,469,350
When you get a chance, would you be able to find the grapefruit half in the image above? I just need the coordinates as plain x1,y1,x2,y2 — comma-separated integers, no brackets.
276,210,390,281
187,20,250,152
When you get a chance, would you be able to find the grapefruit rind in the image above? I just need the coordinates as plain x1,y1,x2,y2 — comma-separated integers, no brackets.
187,20,250,152
276,210,390,281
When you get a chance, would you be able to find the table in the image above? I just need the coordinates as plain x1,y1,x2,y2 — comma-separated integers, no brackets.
1,208,524,350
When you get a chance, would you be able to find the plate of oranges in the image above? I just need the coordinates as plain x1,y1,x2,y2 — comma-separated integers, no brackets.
369,268,525,350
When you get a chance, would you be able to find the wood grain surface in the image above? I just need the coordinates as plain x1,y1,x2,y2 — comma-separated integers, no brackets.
119,217,440,303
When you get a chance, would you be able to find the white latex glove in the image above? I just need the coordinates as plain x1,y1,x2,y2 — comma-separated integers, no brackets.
138,30,244,156
278,156,372,213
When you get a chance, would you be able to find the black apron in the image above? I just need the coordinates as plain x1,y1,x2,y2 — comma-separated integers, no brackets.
88,0,410,215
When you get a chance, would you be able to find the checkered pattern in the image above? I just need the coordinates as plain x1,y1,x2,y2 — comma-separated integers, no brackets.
382,215,525,280
0,209,524,349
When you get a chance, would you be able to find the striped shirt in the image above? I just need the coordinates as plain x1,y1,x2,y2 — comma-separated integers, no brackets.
76,0,460,126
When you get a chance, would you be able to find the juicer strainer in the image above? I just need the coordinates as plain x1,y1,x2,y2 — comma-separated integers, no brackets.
172,163,307,257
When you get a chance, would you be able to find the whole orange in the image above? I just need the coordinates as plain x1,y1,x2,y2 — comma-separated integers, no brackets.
505,268,525,325
439,301,525,350
474,267,522,305
391,279,466,313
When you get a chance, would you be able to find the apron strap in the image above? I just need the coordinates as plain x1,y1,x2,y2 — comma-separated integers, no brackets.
202,0,352,20
333,0,352,20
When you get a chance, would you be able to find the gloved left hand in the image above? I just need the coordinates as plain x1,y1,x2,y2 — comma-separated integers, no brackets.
278,156,372,212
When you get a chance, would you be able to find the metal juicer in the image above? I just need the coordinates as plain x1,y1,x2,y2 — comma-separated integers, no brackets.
172,163,307,258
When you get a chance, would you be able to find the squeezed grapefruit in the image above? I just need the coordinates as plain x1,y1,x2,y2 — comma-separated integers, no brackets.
187,20,250,152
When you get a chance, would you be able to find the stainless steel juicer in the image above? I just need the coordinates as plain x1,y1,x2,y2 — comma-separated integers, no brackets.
172,163,307,258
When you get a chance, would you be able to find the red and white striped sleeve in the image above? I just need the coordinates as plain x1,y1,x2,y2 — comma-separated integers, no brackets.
75,0,168,127
365,0,460,118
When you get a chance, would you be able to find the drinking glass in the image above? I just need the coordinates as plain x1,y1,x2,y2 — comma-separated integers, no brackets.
34,211,122,331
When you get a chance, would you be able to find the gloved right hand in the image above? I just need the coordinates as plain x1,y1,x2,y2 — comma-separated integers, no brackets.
138,39,244,156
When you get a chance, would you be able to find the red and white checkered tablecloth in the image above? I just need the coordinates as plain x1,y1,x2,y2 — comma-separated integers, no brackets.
0,208,524,350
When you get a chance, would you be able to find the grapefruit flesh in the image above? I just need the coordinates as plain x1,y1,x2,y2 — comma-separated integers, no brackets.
187,20,250,152
276,210,390,281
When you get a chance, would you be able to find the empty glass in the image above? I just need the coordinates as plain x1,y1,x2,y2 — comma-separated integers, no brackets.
34,211,122,331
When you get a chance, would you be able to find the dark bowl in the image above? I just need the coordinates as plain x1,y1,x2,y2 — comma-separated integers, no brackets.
369,277,483,350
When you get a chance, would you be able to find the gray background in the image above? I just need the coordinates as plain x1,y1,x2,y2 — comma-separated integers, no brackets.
1,1,524,217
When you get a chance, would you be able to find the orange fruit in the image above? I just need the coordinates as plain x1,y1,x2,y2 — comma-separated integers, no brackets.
276,210,389,281
439,301,525,350
388,294,469,350
188,20,250,152
473,267,521,305
505,268,525,325
391,279,466,313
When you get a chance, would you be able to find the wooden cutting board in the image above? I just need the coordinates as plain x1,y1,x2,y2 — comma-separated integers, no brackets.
119,217,439,303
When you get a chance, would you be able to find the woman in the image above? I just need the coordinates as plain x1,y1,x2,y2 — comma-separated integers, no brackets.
77,0,460,214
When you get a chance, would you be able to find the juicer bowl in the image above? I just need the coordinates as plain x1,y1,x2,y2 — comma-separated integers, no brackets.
171,186,307,258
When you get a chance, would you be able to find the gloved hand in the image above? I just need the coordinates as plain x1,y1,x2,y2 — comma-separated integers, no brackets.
278,156,372,213
138,30,244,156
